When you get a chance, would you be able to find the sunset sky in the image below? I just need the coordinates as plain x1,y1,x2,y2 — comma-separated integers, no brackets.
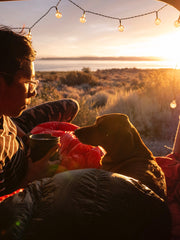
0,0,180,61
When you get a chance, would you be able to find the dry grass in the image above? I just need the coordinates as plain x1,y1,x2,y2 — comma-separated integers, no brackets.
30,68,180,156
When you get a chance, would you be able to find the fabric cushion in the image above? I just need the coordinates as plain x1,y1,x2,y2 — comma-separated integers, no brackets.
0,169,171,240
31,121,104,171
156,154,180,240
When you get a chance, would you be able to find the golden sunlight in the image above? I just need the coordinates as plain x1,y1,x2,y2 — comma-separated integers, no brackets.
157,30,180,69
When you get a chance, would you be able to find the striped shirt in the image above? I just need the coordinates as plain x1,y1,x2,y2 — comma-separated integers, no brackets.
0,115,27,196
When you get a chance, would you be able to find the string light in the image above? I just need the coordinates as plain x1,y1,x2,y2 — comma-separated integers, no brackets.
155,11,161,25
11,0,179,38
55,8,62,19
170,100,177,109
26,31,32,40
118,20,124,32
80,11,86,23
174,15,180,27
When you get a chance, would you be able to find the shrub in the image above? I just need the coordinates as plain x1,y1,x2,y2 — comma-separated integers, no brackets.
61,71,98,86
99,88,178,141
81,67,91,73
72,97,98,127
88,91,110,108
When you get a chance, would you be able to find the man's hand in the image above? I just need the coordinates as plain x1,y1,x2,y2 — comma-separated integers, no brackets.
21,144,61,187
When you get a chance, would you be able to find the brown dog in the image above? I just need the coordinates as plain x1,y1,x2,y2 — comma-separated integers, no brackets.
75,113,167,200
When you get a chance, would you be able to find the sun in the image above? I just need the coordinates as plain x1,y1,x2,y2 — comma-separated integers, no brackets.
157,30,180,69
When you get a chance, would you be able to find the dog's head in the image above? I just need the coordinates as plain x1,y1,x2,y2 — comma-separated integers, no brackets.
75,113,135,155
75,113,153,160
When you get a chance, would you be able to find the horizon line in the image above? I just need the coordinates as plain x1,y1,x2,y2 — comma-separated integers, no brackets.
37,56,165,61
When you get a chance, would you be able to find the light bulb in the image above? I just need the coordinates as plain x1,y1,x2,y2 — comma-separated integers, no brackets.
118,19,124,32
118,24,124,32
174,17,180,28
56,9,62,19
155,18,161,25
155,12,161,25
80,13,86,23
26,31,32,40
170,100,177,109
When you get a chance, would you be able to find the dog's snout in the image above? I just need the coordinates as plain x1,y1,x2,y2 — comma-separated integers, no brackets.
74,128,88,142
74,128,81,138
74,126,98,146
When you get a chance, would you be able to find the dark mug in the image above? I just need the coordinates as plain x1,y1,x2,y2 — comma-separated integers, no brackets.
29,134,60,162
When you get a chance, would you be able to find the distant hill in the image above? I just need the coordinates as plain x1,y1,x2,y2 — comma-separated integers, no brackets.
38,56,163,61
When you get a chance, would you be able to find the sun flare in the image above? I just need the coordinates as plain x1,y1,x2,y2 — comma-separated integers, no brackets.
156,30,180,69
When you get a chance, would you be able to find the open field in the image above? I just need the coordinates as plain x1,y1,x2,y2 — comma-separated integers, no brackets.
29,68,180,156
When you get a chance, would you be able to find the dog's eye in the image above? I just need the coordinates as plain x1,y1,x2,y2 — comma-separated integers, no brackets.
97,125,104,131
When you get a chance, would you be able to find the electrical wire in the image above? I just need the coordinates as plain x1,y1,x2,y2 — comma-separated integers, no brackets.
10,0,179,35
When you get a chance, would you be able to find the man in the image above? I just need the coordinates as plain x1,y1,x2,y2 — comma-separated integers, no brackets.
0,26,79,196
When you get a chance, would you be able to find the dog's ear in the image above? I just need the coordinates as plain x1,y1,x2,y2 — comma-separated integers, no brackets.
130,126,154,158
106,126,135,161
125,118,153,158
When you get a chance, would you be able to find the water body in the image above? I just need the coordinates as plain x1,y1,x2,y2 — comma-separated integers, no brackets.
35,59,175,72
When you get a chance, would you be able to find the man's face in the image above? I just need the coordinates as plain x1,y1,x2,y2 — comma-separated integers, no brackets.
0,61,38,117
